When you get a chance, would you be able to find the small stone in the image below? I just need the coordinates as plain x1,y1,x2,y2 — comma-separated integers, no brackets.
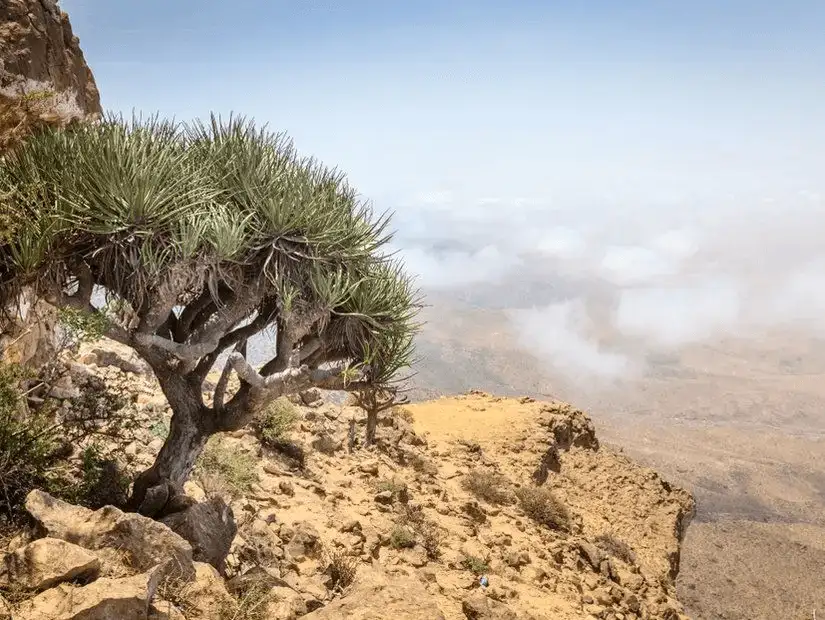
461,591,519,619
263,462,290,477
285,522,321,562
579,542,604,571
504,549,530,568
340,519,362,533
358,461,380,476
374,490,394,504
279,481,295,496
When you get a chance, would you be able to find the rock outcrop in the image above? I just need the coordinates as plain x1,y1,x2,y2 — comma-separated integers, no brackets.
25,490,195,578
0,0,101,113
0,0,101,366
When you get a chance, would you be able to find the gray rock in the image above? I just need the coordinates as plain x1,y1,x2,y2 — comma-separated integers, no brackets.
160,497,236,575
374,490,394,504
579,541,604,571
285,521,321,562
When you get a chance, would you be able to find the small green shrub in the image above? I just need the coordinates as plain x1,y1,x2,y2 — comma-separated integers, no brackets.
0,362,65,519
253,398,299,446
462,468,513,505
461,554,490,575
375,477,409,503
67,445,131,509
57,306,109,348
389,526,416,549
394,502,443,558
150,419,170,440
195,437,258,500
595,532,637,564
514,485,570,531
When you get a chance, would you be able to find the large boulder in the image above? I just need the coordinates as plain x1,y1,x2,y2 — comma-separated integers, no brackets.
16,566,162,620
24,490,194,578
0,537,100,591
302,568,446,619
160,497,237,575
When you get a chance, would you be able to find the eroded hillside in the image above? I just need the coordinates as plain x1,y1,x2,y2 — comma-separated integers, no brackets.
1,341,694,619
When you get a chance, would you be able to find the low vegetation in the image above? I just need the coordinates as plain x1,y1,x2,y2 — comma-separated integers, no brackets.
595,532,637,564
461,554,490,575
194,438,258,500
416,519,444,559
514,485,571,531
389,525,416,549
0,361,65,518
374,477,409,504
219,585,272,620
252,398,299,446
324,546,359,591
391,503,444,558
67,445,131,510
158,568,272,620
461,467,514,505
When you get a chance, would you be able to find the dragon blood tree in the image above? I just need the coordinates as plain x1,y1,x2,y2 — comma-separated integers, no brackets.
0,115,420,511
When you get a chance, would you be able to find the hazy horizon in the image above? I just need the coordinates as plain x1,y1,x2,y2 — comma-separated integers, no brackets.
63,0,825,387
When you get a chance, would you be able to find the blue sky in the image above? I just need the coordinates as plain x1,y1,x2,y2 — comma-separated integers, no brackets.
61,1,825,381
63,0,825,202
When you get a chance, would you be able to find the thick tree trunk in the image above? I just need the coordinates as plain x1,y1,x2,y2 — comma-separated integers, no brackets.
129,372,213,512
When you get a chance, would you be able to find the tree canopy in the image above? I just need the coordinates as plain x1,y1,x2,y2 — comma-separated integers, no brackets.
0,114,420,496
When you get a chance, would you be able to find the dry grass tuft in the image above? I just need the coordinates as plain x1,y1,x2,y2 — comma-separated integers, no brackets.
194,437,258,500
461,468,514,505
595,531,637,564
514,485,570,531
461,554,490,575
324,546,359,591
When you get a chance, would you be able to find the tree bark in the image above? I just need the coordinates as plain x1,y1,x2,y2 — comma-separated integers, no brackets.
129,373,213,511
365,408,378,446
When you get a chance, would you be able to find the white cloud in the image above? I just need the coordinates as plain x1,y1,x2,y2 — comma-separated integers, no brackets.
401,245,519,289
534,227,588,259
509,301,634,383
614,279,741,348
758,257,825,332
599,245,679,285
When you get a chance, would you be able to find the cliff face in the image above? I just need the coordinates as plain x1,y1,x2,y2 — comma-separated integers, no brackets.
0,0,100,365
0,0,101,113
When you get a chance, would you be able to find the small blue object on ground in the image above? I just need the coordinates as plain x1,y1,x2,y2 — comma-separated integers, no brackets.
479,576,489,588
